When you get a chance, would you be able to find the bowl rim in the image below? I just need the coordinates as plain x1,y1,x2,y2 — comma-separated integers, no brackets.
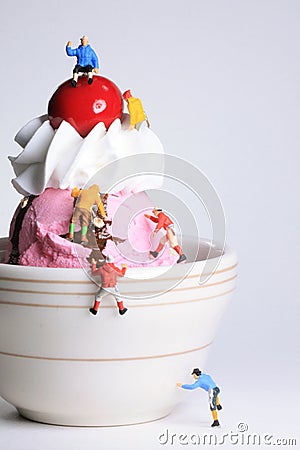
0,236,237,280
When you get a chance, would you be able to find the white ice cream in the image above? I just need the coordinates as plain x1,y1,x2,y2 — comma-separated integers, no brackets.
10,114,164,196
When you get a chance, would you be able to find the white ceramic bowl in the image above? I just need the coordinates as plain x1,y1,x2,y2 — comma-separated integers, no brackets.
0,237,237,426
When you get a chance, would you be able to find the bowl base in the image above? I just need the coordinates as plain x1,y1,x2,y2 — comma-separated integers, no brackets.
17,407,171,427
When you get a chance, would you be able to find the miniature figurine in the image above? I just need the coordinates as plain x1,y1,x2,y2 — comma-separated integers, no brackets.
89,255,128,316
68,184,106,245
122,90,150,130
176,368,222,427
144,208,187,263
92,194,112,241
66,36,99,87
91,195,126,257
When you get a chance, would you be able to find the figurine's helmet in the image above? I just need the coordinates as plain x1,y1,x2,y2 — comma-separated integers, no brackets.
123,90,132,100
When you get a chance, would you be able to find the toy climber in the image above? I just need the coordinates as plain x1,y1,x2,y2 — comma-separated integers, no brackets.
89,255,128,316
144,208,187,263
68,184,106,245
176,368,223,427
122,89,150,130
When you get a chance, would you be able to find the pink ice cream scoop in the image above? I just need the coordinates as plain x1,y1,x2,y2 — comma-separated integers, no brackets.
5,188,177,269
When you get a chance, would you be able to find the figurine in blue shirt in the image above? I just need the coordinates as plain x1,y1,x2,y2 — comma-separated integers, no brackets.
66,36,99,87
177,368,222,427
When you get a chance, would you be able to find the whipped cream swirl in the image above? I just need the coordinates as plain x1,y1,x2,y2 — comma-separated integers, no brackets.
10,114,164,196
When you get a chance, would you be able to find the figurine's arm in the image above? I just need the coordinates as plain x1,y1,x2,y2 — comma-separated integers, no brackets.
71,187,81,198
110,263,127,277
91,260,103,276
91,49,99,72
144,214,159,224
96,197,106,218
66,41,77,57
178,381,199,390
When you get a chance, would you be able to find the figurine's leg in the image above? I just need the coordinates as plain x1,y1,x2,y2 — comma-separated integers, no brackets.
88,72,93,85
150,236,166,258
72,72,79,87
116,299,128,315
167,228,187,263
174,246,187,263
135,121,143,131
89,300,101,315
89,289,104,315
211,410,220,427
167,228,179,251
68,222,75,241
81,210,91,244
87,65,94,85
209,388,220,427
110,288,128,315
216,392,222,410
71,65,84,87
173,245,182,255
81,226,88,243
71,66,79,87
68,209,80,240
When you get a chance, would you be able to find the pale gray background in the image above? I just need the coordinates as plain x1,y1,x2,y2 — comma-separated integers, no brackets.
0,1,299,449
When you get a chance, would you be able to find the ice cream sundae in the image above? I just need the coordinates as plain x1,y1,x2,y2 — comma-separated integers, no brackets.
0,38,237,427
